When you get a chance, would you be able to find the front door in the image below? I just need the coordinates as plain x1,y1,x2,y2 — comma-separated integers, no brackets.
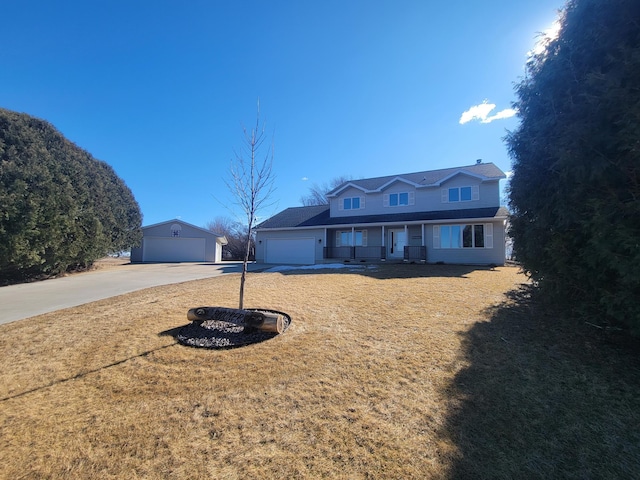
388,229,406,259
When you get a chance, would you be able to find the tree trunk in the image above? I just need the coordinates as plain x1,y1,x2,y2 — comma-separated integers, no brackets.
187,307,283,333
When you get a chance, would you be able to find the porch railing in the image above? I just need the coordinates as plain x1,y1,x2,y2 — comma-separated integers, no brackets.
323,246,387,260
323,246,353,259
404,245,427,262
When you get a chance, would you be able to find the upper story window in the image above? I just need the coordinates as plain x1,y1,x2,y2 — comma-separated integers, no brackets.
442,185,479,203
339,196,365,210
384,192,415,207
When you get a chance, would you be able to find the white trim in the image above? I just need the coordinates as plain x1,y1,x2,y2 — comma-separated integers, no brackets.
434,170,489,186
326,182,368,197
255,216,506,232
377,177,422,191
485,223,493,248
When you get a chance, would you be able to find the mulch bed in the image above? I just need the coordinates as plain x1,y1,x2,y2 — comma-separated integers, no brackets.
177,309,291,349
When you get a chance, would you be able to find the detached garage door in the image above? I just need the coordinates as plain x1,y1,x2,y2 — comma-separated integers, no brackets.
143,237,206,262
266,238,315,265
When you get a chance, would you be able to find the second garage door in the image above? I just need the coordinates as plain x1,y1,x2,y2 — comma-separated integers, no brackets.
265,238,315,265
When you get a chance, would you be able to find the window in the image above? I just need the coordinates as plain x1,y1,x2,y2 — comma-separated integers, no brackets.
340,196,364,210
170,223,182,237
336,230,367,246
442,186,479,202
434,224,492,248
384,191,414,207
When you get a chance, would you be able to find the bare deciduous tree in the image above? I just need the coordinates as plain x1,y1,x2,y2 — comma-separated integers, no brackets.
226,101,275,309
300,175,352,206
206,216,252,260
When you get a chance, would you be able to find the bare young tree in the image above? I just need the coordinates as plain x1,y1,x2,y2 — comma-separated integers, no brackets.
226,101,275,309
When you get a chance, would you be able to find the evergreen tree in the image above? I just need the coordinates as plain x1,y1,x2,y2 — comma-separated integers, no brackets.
506,0,640,334
0,108,142,282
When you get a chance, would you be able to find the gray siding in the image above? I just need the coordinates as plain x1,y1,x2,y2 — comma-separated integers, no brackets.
331,176,501,218
425,221,506,265
133,220,224,263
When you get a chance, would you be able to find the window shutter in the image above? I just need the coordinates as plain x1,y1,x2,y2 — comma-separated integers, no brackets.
336,231,342,247
338,199,344,211
433,226,440,249
383,194,389,207
360,196,365,209
485,223,493,248
362,230,368,247
472,185,479,201
409,191,415,205
441,189,448,203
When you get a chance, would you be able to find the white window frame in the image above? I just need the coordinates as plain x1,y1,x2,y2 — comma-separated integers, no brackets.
433,223,493,249
383,191,415,207
170,223,182,237
336,229,368,247
441,185,479,203
338,196,365,211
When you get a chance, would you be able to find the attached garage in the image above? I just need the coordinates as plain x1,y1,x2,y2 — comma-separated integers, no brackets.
265,238,315,265
130,219,227,263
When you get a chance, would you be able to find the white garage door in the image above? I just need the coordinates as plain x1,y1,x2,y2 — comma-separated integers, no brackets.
266,238,315,265
143,237,206,262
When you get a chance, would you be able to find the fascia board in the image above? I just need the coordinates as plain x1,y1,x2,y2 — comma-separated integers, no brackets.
433,170,489,186
255,215,508,232
142,218,224,239
376,177,422,191
326,182,369,198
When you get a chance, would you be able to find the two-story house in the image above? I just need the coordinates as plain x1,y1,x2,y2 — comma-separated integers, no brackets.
254,162,508,265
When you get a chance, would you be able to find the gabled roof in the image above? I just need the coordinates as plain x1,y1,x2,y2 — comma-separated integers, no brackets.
142,218,228,244
256,206,509,230
327,162,505,197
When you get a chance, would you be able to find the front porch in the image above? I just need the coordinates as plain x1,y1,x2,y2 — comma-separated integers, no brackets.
323,224,428,263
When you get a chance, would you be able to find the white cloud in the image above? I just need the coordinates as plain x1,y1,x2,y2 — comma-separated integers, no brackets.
301,176,308,181
459,100,517,125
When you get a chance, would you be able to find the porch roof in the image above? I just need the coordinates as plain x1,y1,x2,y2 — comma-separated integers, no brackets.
256,206,508,229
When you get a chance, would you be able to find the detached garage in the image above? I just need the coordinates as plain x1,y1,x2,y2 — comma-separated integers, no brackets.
131,219,227,263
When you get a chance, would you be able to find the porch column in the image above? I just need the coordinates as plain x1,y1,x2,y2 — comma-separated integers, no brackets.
421,224,425,246
381,225,385,246
351,226,356,259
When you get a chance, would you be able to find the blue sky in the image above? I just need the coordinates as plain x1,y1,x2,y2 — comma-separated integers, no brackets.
2,0,562,228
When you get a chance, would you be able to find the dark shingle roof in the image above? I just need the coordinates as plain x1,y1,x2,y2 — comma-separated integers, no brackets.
327,162,506,195
256,206,509,229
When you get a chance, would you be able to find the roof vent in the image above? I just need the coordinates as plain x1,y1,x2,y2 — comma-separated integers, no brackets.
476,159,482,164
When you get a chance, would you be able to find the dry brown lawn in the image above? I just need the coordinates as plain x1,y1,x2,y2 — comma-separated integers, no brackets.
1,264,638,479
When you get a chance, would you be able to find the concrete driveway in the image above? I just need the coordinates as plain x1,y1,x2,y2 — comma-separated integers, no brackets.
0,262,263,325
